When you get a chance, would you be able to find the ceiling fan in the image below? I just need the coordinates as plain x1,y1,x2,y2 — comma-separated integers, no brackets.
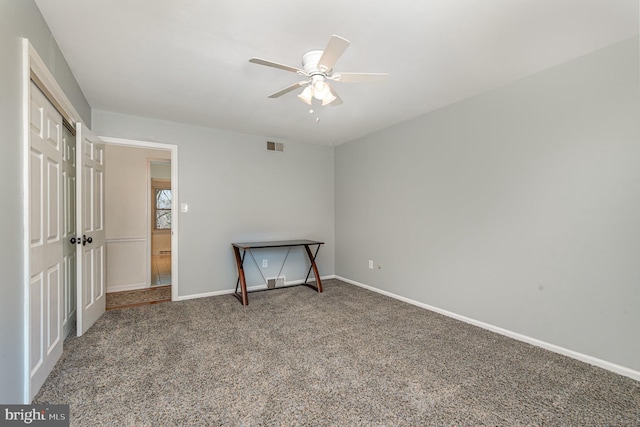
249,35,388,107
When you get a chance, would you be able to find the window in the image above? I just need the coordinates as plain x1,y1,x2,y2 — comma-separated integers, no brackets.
154,188,172,229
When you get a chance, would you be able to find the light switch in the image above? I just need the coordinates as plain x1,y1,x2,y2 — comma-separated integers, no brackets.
180,203,189,213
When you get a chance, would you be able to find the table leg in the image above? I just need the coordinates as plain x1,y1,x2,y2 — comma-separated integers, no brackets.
303,244,323,293
233,246,249,305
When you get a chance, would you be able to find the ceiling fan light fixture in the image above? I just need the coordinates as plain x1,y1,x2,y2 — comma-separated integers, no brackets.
249,35,388,108
322,90,337,106
297,85,313,105
312,78,330,100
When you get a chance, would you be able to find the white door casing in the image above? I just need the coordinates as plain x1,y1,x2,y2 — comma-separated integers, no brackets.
76,123,106,336
29,82,63,398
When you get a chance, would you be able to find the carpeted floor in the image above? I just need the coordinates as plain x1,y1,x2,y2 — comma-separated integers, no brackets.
35,280,640,426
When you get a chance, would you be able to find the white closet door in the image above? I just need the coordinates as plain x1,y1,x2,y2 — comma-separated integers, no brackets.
29,81,64,399
76,123,106,336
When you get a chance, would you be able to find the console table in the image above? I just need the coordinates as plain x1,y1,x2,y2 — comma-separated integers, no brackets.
231,239,324,306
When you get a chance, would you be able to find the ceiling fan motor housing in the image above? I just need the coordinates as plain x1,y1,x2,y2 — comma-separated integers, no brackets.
302,50,328,76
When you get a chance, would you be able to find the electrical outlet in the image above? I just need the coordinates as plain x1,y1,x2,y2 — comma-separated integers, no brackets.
262,259,268,268
368,260,373,269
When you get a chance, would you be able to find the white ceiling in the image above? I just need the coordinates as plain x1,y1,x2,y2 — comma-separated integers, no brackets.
35,0,638,146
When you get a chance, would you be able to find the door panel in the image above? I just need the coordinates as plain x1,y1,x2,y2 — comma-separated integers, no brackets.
46,159,60,242
30,149,43,246
94,245,104,304
76,123,106,336
29,82,63,399
83,162,92,233
82,249,92,307
46,265,61,349
29,273,43,374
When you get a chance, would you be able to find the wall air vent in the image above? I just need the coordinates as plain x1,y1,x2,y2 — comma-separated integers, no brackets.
267,141,284,152
266,277,285,289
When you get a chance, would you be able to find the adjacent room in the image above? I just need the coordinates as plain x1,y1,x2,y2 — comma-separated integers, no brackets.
103,145,173,310
1,0,639,425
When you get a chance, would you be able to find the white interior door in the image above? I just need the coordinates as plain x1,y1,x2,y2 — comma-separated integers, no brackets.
29,82,63,399
76,122,106,336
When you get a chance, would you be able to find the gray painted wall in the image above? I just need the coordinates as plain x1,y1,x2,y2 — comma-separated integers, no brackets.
0,0,91,403
335,38,640,371
92,110,335,298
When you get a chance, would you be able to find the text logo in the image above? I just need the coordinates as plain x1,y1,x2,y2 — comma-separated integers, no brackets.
0,405,69,427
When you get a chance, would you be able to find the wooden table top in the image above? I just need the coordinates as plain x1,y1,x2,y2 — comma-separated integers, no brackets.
231,239,324,249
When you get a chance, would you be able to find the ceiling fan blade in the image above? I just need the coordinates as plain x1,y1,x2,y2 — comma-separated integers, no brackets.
317,35,350,72
249,57,304,74
333,72,389,83
268,81,309,98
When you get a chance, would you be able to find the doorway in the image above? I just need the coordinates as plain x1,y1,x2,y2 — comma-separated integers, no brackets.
150,161,172,287
101,138,179,306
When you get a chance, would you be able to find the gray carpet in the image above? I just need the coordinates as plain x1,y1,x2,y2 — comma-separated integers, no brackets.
35,280,640,426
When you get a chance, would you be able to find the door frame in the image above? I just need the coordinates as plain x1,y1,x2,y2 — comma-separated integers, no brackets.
22,40,85,402
101,137,179,301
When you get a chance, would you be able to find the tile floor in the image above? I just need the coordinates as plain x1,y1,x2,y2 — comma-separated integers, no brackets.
106,285,171,310
152,253,171,286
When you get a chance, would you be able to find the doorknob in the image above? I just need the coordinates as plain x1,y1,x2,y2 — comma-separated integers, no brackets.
70,237,78,244
82,235,93,246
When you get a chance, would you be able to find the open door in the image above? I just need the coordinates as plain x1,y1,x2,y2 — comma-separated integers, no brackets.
76,123,106,336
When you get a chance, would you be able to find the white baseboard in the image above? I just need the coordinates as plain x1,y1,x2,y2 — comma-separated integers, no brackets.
176,289,235,301
107,282,149,293
175,275,337,302
282,274,336,286
336,276,640,382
